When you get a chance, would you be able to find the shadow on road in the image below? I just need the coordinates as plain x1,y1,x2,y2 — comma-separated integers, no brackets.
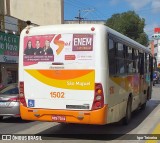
152,83,160,88
37,99,160,140
0,117,33,123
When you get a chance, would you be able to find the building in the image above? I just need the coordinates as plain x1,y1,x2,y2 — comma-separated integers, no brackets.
0,0,64,86
151,27,160,69
0,0,64,25
0,30,19,86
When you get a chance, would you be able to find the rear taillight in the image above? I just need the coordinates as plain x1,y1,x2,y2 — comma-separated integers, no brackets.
91,83,104,110
8,97,19,102
19,82,27,107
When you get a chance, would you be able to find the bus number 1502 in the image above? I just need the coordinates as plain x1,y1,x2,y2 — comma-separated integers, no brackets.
50,92,64,98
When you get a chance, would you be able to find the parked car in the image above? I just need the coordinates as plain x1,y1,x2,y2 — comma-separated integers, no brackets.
0,83,20,120
153,71,160,86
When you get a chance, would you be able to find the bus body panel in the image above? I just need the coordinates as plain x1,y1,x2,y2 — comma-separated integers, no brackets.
19,24,152,125
20,104,108,125
23,69,95,110
19,25,109,124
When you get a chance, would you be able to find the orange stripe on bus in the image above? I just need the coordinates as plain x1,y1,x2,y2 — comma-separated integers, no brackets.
25,69,95,90
20,105,107,125
38,70,93,80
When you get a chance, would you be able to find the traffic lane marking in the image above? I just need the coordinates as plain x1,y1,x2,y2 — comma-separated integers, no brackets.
145,123,160,143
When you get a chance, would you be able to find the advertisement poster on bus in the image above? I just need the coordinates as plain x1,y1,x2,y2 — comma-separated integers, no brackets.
23,34,94,66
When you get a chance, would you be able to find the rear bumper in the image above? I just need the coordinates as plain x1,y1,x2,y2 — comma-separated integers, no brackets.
0,104,20,117
20,105,108,125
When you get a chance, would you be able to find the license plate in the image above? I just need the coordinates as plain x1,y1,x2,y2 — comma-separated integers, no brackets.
52,115,66,122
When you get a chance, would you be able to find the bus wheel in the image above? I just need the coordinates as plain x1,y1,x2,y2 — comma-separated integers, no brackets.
123,97,132,125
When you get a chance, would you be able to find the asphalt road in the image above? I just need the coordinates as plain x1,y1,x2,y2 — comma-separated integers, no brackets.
0,84,160,142
0,117,40,134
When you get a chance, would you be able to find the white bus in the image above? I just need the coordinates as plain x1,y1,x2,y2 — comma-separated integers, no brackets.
19,24,153,125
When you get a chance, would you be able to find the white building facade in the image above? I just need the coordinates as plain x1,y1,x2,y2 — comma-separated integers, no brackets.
152,28,160,68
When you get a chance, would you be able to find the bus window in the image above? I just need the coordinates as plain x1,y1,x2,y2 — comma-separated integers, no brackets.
117,59,125,74
132,49,138,73
139,53,144,75
127,60,134,73
108,39,116,75
117,43,125,58
109,39,115,55
127,47,133,60
134,50,139,73
145,53,148,73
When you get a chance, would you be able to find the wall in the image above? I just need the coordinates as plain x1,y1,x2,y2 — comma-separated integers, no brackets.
0,63,18,86
0,0,5,15
5,16,18,33
4,0,64,25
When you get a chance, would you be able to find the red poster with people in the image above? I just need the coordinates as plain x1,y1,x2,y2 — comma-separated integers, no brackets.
23,34,94,66
24,35,54,64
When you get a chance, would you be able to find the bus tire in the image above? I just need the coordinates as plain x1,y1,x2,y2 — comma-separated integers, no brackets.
123,97,132,125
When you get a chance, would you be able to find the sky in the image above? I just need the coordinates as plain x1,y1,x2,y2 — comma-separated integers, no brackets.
64,0,160,39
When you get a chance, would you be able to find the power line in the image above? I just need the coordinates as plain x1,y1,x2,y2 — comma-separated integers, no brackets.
64,0,105,20
81,8,95,18
75,9,95,24
68,0,106,19
65,0,160,21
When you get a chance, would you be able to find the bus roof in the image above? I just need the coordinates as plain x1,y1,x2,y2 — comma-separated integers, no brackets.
104,25,151,54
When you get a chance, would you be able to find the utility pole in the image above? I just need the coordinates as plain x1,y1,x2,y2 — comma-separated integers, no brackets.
75,9,95,24
0,14,5,31
75,10,84,24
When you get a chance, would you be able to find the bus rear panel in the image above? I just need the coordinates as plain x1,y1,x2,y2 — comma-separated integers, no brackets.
19,25,107,125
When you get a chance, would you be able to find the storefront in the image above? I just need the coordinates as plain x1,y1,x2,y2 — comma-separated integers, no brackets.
0,31,19,87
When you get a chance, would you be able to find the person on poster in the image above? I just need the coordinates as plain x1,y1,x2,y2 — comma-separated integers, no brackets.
42,40,53,55
24,40,34,55
34,40,43,55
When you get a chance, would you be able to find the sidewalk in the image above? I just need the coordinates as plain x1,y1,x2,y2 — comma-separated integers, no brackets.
108,103,160,143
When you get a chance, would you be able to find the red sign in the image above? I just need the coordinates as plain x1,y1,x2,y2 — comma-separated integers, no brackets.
65,55,76,60
154,28,160,33
72,34,93,51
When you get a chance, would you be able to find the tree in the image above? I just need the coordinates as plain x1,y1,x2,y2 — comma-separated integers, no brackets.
105,11,148,46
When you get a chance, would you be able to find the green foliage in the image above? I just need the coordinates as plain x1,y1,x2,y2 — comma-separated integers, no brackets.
105,11,148,46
